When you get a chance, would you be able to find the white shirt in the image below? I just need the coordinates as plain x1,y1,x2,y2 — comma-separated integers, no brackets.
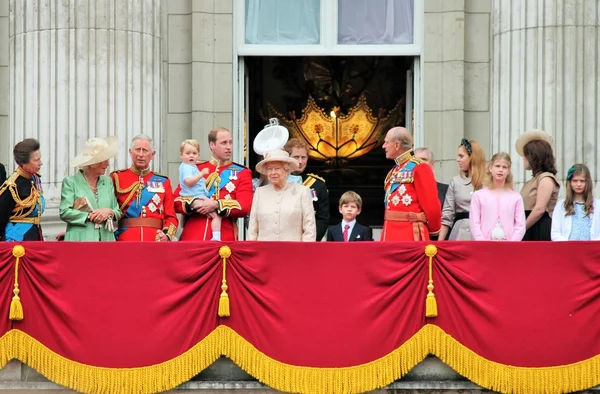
551,198,600,241
341,219,356,239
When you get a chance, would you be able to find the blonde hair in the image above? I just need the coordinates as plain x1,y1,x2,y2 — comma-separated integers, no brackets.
462,140,486,191
339,191,363,210
180,139,200,153
484,152,514,189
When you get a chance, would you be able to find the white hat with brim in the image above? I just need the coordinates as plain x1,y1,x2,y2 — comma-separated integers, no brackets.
255,149,299,175
70,136,119,167
515,129,553,157
253,120,289,155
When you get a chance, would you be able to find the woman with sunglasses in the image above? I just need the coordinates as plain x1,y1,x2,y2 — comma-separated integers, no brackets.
438,138,487,240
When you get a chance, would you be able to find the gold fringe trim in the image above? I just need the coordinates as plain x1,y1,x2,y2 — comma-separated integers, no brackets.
0,329,221,394
1,324,600,394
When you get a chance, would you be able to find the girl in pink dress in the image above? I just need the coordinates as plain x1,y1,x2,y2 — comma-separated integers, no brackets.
470,152,526,241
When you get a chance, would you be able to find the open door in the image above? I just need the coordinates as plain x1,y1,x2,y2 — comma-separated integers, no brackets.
235,57,251,239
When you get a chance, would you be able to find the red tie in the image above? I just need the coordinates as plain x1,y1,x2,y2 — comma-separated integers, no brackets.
343,224,350,242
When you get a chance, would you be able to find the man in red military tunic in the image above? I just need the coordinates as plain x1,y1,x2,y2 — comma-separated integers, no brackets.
380,127,441,241
111,135,178,241
174,127,252,241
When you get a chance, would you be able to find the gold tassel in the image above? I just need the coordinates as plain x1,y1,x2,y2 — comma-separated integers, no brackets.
218,246,232,317
424,244,438,318
9,245,26,321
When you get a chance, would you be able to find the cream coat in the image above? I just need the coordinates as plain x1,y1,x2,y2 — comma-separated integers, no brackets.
248,183,316,242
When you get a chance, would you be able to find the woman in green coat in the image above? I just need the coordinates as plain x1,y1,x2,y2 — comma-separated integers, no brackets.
59,136,121,241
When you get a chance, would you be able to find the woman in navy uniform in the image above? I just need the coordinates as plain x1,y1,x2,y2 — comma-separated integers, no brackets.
0,139,45,242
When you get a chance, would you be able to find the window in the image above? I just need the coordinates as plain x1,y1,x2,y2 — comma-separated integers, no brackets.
245,0,320,44
338,0,414,44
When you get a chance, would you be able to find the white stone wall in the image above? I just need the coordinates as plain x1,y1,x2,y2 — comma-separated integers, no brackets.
492,0,600,192
5,0,163,238
0,0,7,167
163,0,234,186
423,0,492,184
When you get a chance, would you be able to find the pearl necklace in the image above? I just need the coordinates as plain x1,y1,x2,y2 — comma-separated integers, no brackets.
83,172,98,192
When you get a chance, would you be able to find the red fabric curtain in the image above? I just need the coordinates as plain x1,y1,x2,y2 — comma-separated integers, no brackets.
1,241,600,394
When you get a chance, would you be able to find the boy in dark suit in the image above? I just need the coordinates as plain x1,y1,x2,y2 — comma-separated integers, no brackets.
327,191,373,242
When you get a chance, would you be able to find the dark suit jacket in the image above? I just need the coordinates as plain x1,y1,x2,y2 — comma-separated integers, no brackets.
0,164,6,185
326,221,373,242
302,173,330,241
437,182,449,208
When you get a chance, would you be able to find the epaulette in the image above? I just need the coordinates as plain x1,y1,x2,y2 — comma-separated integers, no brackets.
231,162,249,169
196,160,208,165
153,172,169,179
307,173,326,183
110,169,128,175
0,171,17,195
410,157,424,165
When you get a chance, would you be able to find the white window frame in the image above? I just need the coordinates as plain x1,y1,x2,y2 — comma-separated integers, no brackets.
232,0,424,163
235,0,422,56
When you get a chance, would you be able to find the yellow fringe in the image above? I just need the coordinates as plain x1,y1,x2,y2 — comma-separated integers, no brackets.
0,329,221,394
9,245,25,321
218,246,231,317
2,325,600,394
424,244,438,318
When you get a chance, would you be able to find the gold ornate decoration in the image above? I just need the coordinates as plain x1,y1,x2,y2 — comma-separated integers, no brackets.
268,94,402,167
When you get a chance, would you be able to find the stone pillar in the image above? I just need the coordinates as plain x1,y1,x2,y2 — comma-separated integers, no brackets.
9,0,162,237
0,0,8,166
491,0,600,189
422,0,492,184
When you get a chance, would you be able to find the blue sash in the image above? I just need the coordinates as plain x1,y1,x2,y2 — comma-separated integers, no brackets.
115,175,166,240
207,165,243,197
385,161,418,204
123,175,166,219
5,195,45,241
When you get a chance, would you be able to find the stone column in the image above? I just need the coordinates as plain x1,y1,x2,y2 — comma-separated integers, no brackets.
9,0,162,237
422,0,492,184
491,0,600,189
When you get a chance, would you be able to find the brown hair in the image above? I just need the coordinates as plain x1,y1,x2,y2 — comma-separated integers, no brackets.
180,139,200,153
564,163,594,216
284,138,309,154
484,152,514,189
208,127,230,144
459,139,486,191
339,191,363,209
13,138,40,166
523,140,557,176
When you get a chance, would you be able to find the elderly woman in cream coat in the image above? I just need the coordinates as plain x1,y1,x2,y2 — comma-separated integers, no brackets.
248,149,316,241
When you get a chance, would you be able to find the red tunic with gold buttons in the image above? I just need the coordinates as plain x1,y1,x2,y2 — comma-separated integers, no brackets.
174,157,252,241
110,166,178,241
380,151,441,241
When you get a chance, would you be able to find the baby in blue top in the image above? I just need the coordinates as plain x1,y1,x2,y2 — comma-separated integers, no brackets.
179,139,221,241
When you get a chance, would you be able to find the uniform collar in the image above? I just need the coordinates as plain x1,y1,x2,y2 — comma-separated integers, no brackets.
16,166,36,180
130,165,151,176
394,150,414,166
209,156,232,167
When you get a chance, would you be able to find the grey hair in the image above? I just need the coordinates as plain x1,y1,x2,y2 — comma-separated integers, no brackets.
414,147,434,162
388,127,413,150
130,134,154,149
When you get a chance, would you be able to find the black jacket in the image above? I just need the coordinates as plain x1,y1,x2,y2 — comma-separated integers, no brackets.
327,221,373,242
302,173,330,241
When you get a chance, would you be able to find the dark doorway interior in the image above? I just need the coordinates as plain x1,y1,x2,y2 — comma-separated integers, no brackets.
245,56,412,227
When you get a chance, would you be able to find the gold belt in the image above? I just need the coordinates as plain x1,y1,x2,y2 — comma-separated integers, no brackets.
10,217,41,225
